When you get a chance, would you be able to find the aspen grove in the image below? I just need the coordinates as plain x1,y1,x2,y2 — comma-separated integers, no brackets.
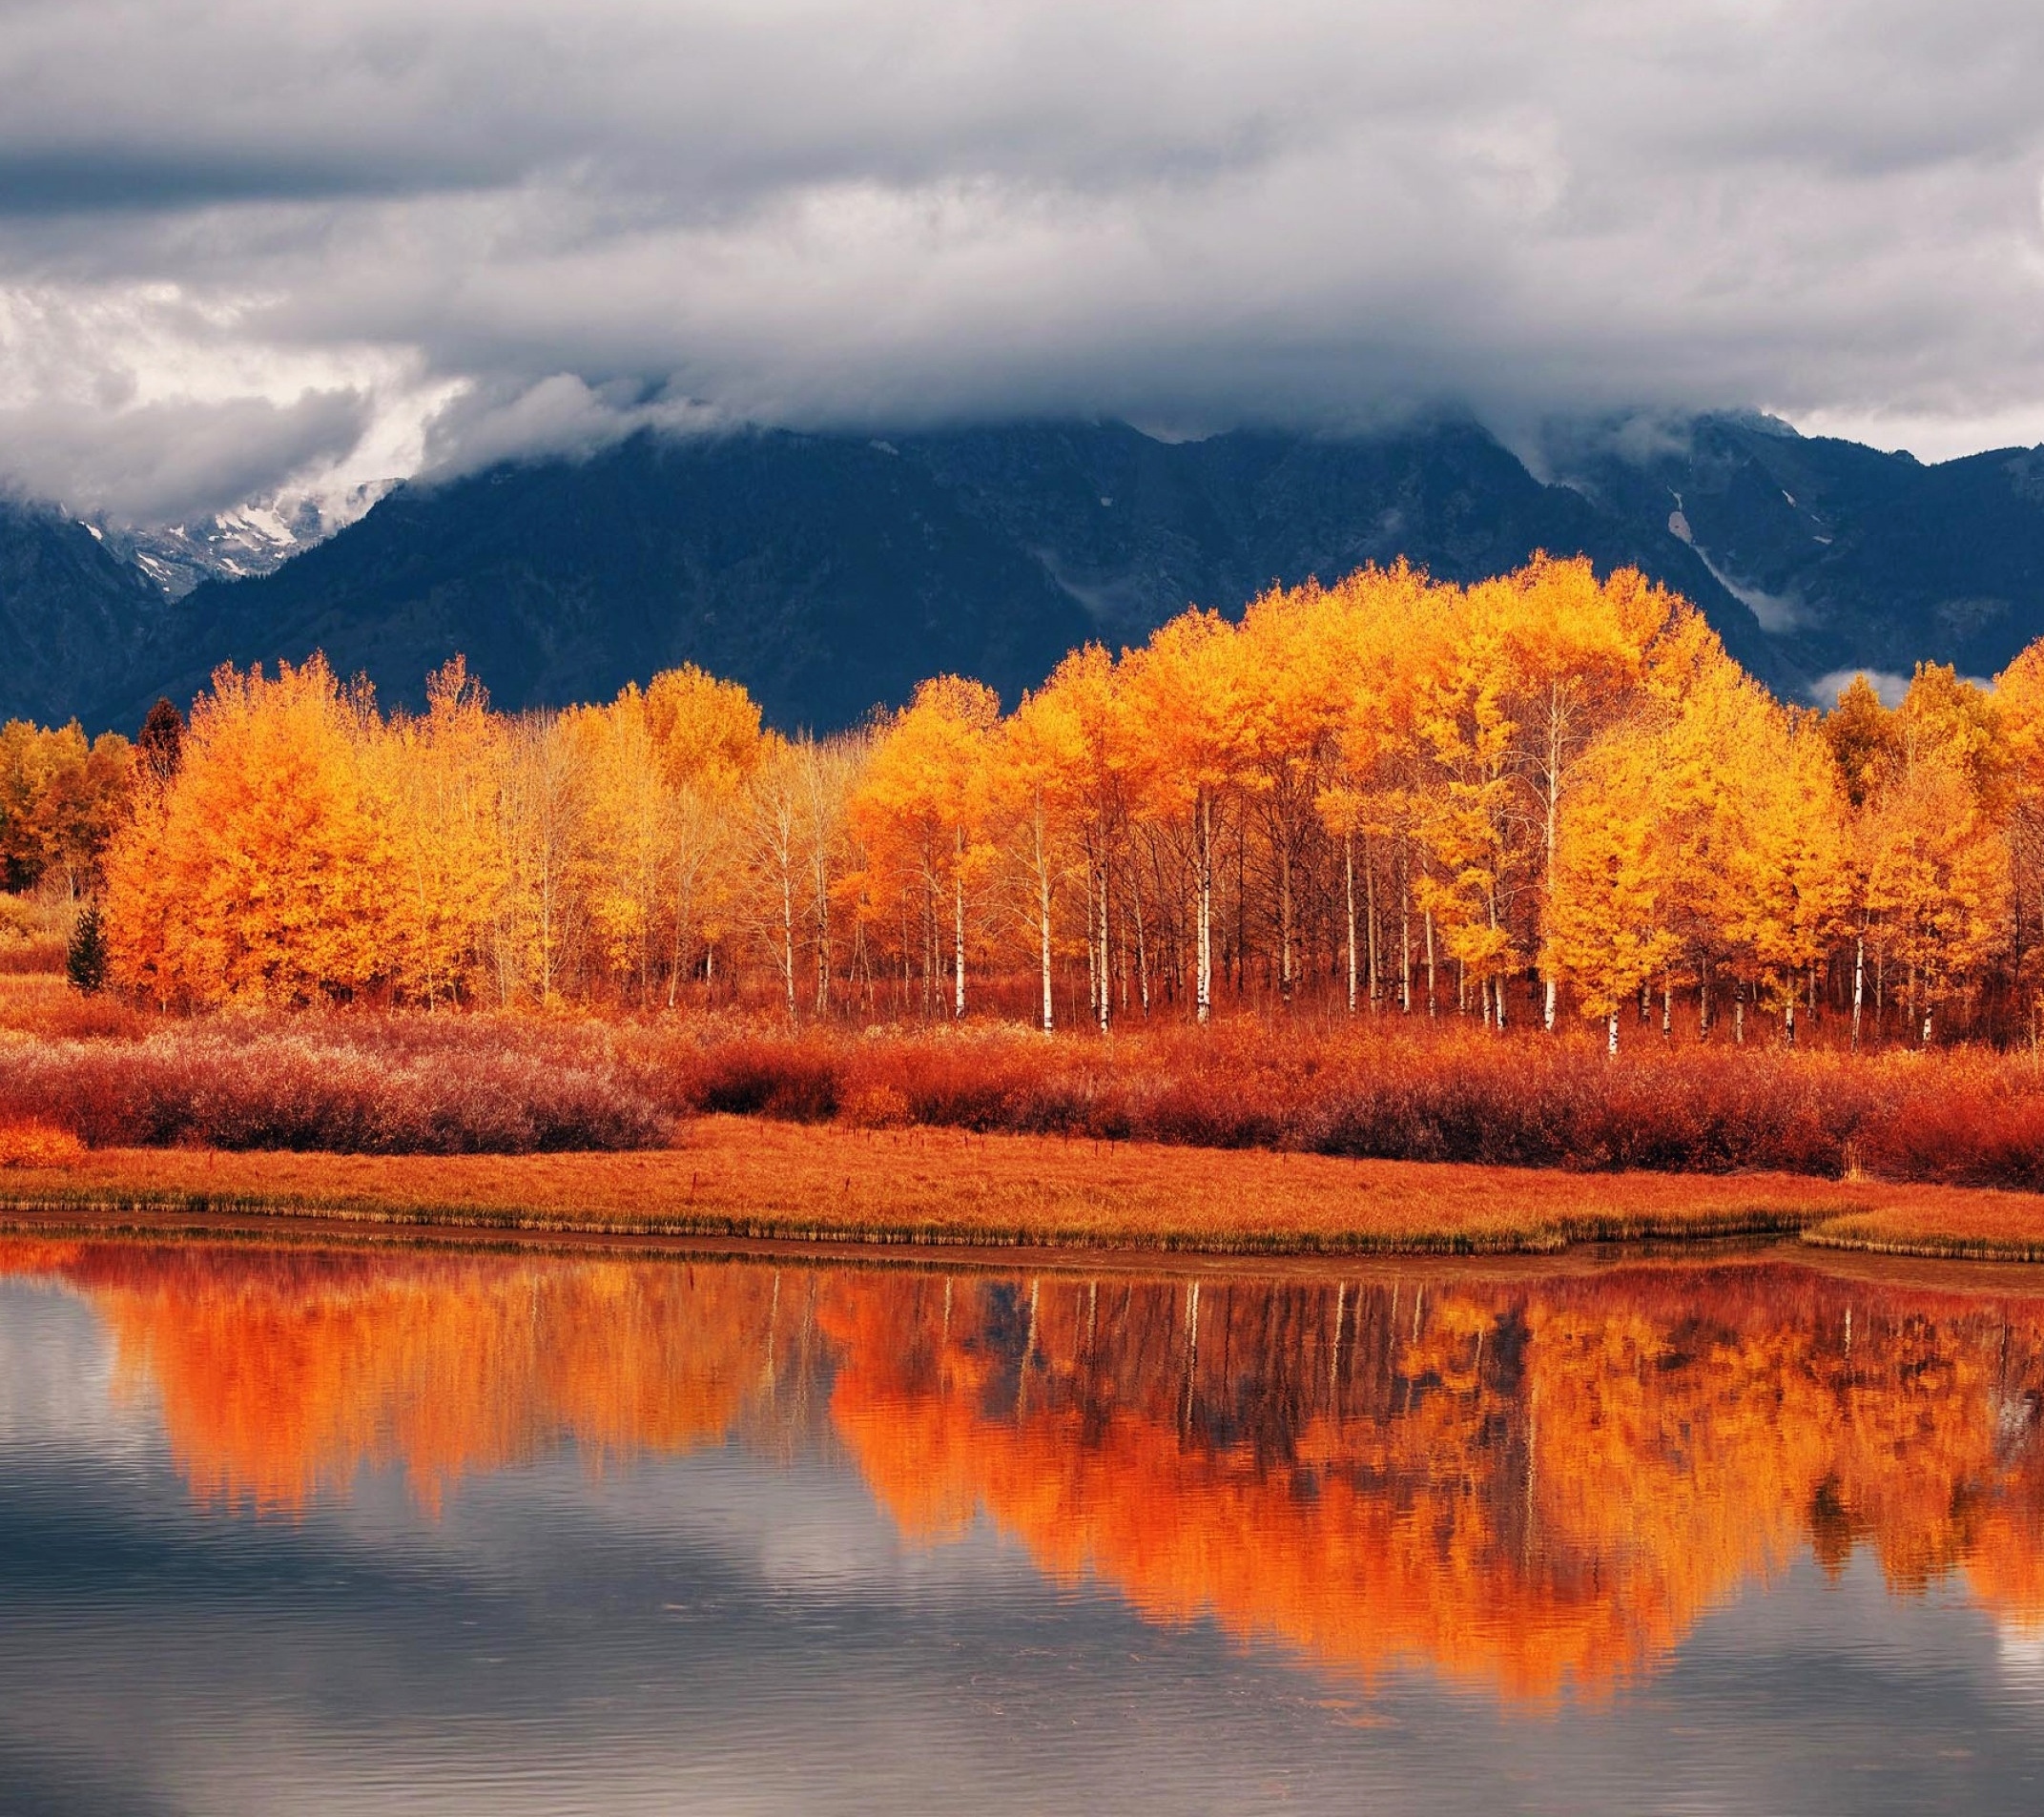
77,555,2044,1050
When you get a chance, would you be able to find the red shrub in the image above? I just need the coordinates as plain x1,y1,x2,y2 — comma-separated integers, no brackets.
1853,1072,2044,1190
684,1039,841,1122
2,1002,2041,1182
621,1012,2044,1188
0,1019,666,1153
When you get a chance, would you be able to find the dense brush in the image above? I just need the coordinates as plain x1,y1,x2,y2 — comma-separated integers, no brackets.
1,998,2041,1181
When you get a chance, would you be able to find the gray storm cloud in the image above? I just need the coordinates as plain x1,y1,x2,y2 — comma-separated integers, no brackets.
1,0,2042,518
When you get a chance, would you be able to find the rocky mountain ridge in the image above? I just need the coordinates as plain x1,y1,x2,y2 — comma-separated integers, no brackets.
4,413,2041,733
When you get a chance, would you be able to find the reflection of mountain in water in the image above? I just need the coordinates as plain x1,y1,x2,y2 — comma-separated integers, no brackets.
7,1240,2044,1701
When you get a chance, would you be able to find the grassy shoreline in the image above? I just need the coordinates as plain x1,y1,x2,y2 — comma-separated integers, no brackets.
1,1115,2042,1261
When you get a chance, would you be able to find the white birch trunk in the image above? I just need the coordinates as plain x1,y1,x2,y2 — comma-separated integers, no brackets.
953,826,965,1020
1195,793,1213,1026
1344,834,1357,1015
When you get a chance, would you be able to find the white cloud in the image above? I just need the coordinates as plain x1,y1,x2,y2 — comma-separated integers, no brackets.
1810,667,1914,708
1,0,2043,512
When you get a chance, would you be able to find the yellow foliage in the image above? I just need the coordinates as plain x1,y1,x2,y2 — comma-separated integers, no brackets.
73,553,2044,1042
105,657,395,1006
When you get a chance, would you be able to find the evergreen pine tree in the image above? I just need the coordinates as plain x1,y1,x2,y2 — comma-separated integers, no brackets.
67,903,107,996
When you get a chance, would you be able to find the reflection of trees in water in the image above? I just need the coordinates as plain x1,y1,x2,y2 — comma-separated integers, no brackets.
824,1266,2044,1697
6,1239,2044,1699
0,1241,832,1515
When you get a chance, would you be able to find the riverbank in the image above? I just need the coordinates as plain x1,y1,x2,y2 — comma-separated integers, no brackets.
2,1115,2042,1260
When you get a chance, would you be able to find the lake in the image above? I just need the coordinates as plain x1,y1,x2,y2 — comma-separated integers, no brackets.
2,1234,2042,1813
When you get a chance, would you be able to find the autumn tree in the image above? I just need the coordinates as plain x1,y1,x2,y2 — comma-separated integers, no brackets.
104,656,393,1006
0,719,134,897
645,665,763,1002
1413,588,1524,1027
565,686,674,1003
848,677,999,1020
1121,611,1244,1024
1824,675,1900,1048
1655,645,1780,1038
1718,708,1850,1043
490,711,586,1005
1995,646,2044,1024
1861,668,2011,1043
137,699,184,788
990,679,1087,1032
1236,585,1343,1005
368,658,506,1007
1543,721,1683,1053
1316,562,1453,1015
1498,559,1690,1030
1028,647,1137,1028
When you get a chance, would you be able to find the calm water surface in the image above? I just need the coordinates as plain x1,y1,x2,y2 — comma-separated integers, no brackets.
2,1236,2043,1813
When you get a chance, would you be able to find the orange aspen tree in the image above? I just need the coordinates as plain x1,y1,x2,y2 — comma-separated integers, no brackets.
0,721,79,893
991,679,1086,1032
369,657,506,1006
1313,561,1445,1015
793,731,863,1016
744,735,854,1022
1236,584,1342,1006
1652,643,1778,1040
1863,753,2009,1043
104,656,395,1006
490,711,586,1005
0,720,135,898
1542,722,1682,1054
1823,674,1904,1047
1316,778,1368,1013
1993,645,2044,1026
1719,710,1850,1044
1414,596,1523,1027
739,733,810,1021
1121,610,1245,1025
1859,668,2011,1044
846,678,997,1018
1030,646,1134,1030
563,686,674,1003
645,665,763,1002
1496,557,1682,1030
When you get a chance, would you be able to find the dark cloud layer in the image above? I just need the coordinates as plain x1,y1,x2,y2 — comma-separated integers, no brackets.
2,0,2042,519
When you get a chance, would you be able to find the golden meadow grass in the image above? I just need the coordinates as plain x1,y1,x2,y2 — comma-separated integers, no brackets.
0,1113,2039,1261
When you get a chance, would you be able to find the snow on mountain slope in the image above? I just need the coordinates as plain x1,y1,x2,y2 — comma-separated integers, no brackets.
101,481,398,597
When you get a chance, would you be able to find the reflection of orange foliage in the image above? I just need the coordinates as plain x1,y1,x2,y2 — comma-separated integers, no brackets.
8,1239,2044,1702
0,1241,813,1515
822,1265,2044,1700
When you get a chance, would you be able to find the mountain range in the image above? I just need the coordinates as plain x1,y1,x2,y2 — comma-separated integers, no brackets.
6,413,2044,735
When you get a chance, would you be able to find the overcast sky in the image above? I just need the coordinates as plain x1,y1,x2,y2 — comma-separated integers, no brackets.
2,0,2043,522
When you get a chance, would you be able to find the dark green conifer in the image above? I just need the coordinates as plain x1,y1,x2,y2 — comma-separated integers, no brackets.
66,903,106,996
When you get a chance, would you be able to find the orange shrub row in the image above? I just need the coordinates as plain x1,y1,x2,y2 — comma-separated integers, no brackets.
651,1015,2044,1187
0,1016,662,1152
1,1003,2044,1188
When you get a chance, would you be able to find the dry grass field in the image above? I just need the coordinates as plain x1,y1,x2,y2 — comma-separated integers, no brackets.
0,1113,2039,1260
